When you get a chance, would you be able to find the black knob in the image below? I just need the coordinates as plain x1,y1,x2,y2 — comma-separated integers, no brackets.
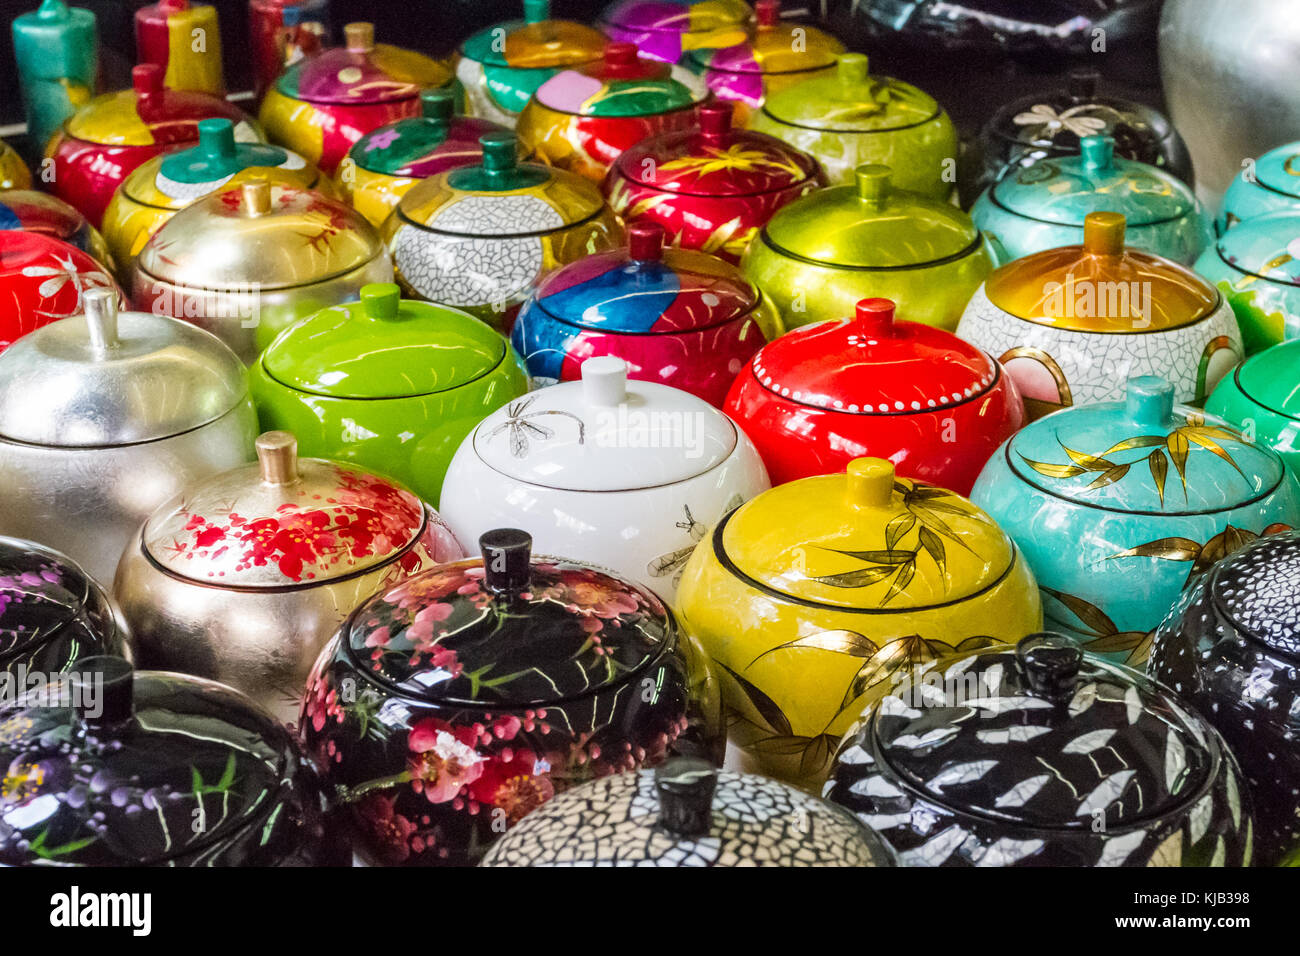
479,528,532,594
655,757,717,837
71,656,135,729
1016,633,1084,701
1067,68,1099,101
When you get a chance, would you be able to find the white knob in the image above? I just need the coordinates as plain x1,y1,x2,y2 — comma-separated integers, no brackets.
582,356,628,406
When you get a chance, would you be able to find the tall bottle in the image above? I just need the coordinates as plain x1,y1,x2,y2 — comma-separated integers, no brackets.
12,0,98,154
134,0,225,96
249,0,329,102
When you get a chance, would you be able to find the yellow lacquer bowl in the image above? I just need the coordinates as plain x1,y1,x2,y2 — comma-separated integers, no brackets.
676,457,1042,788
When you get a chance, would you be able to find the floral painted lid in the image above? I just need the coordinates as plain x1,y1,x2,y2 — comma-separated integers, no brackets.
986,212,1219,332
470,356,738,491
764,165,981,269
66,64,258,147
1250,141,1300,201
534,42,702,117
0,657,294,866
990,135,1197,227
396,132,607,236
349,89,509,177
460,0,606,70
1212,211,1300,288
0,538,100,662
1224,338,1300,418
482,756,899,866
261,284,509,400
760,53,941,133
1199,532,1300,659
720,457,1018,611
274,22,453,106
142,432,429,587
344,528,673,706
613,102,820,197
750,298,1000,415
531,222,760,332
869,633,1220,833
137,180,384,291
1007,376,1284,515
599,0,753,62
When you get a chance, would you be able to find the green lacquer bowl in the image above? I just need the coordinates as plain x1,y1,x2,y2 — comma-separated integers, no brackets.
1206,339,1300,472
249,283,529,506
1194,211,1300,354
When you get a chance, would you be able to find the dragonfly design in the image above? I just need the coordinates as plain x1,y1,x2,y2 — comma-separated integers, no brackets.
483,396,585,459
647,495,744,589
1011,103,1110,140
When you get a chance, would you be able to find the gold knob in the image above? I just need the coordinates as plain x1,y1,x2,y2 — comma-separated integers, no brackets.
345,21,375,53
256,431,300,485
1083,211,1126,257
241,178,272,217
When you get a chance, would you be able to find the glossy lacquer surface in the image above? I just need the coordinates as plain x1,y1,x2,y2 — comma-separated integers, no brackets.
1194,211,1300,354
1219,139,1300,231
1207,338,1300,473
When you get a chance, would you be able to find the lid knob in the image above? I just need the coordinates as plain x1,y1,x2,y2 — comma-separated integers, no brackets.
241,178,272,216
1082,211,1126,257
627,221,665,262
853,297,896,338
604,41,640,76
1016,633,1083,702
71,656,135,730
836,52,869,86
755,0,781,28
1125,375,1175,427
37,0,71,22
360,282,402,320
133,63,165,97
855,164,891,205
82,288,120,355
197,118,237,160
582,355,628,406
846,457,895,509
421,88,455,123
344,21,375,54
1080,134,1115,171
480,528,532,594
654,757,717,838
698,101,733,144
256,430,300,485
523,0,551,24
1067,68,1099,101
479,132,519,176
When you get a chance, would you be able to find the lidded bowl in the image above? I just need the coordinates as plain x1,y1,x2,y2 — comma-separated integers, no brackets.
1207,338,1300,473
0,290,257,585
741,164,992,331
967,68,1192,206
45,63,261,228
826,632,1254,867
1219,139,1300,232
971,135,1213,267
249,283,529,507
1194,211,1300,354
0,231,123,353
598,0,753,64
0,656,350,866
132,179,393,362
676,456,1043,786
340,89,512,227
604,101,824,264
510,221,782,405
115,431,464,724
482,755,898,866
0,140,30,191
0,536,127,684
440,356,770,602
299,527,724,865
726,297,1024,494
103,118,325,279
455,0,607,127
1148,530,1300,866
682,0,842,126
258,21,458,176
957,211,1243,420
383,132,621,329
971,375,1300,667
0,190,113,268
751,52,957,196
515,41,706,183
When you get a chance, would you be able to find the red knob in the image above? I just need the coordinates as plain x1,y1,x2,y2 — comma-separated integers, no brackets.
627,222,665,261
756,0,780,27
698,102,733,143
854,297,896,336
604,41,640,76
133,63,165,97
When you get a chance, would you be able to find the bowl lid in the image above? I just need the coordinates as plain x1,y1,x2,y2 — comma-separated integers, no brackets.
470,356,738,490
0,231,122,350
1007,376,1283,515
989,135,1197,227
274,22,452,105
600,0,752,37
683,1,843,77
459,0,606,69
261,283,508,400
760,53,942,133
349,90,508,178
764,165,981,269
0,657,291,866
1232,338,1300,417
67,64,255,147
483,756,899,866
1251,140,1300,201
749,298,1000,415
0,537,96,663
137,180,384,291
534,42,702,117
1205,532,1300,659
0,190,92,247
870,633,1218,831
721,458,1018,611
396,133,606,236
532,222,760,332
123,119,312,210
0,290,247,447
1213,211,1300,288
345,529,672,706
141,432,428,588
985,212,1219,332
613,102,820,198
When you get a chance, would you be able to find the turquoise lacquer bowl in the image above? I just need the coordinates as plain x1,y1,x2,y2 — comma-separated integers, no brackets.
1219,139,1300,232
971,135,1213,267
1194,211,1300,355
970,375,1300,667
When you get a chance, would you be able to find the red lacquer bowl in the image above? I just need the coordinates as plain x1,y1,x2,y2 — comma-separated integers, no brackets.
725,297,1026,493
0,231,125,352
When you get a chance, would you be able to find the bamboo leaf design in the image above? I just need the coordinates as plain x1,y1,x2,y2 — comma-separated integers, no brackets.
810,565,897,589
748,630,879,667
883,559,917,605
715,661,792,737
1080,630,1149,654
1109,537,1202,562
838,634,934,712
1019,455,1087,479
1041,587,1118,638
1085,463,1130,490
1148,449,1168,506
820,548,915,565
1183,432,1248,481
1101,435,1166,454
1060,443,1117,470
1166,430,1190,495
885,512,917,551
918,526,946,581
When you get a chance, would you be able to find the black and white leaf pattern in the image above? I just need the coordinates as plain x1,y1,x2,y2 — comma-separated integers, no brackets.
993,774,1050,808
978,837,1046,866
1062,729,1116,754
1097,829,1147,867
977,726,1052,745
927,760,997,790
1075,770,1137,817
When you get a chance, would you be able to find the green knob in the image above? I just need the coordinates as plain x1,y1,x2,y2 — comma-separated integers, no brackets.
360,283,402,321
481,132,519,173
421,88,455,123
836,52,869,86
197,118,237,159
855,164,891,204
1081,135,1115,171
523,0,550,24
